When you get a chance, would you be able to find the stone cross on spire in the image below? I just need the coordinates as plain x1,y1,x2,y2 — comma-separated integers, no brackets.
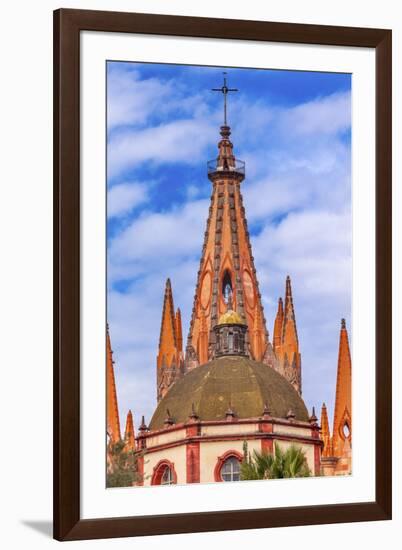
212,72,238,126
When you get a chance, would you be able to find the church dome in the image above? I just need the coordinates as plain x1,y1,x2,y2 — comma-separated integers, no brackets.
149,355,309,430
217,309,246,325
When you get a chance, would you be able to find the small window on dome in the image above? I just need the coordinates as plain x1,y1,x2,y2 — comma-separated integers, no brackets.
342,422,351,439
221,456,240,482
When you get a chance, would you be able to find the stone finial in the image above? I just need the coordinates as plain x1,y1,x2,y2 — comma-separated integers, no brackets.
139,415,148,432
164,409,175,427
262,402,271,418
189,402,199,421
286,409,296,421
225,402,236,421
309,406,318,425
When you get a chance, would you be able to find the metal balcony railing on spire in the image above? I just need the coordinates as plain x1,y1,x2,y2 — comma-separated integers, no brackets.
207,158,245,177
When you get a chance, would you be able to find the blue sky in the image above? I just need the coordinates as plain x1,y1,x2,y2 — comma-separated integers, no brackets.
107,61,352,436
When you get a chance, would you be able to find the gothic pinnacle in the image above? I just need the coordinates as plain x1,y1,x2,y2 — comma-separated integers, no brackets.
157,278,184,401
124,410,135,450
309,406,318,424
139,415,148,432
320,402,332,457
332,318,352,458
106,326,121,443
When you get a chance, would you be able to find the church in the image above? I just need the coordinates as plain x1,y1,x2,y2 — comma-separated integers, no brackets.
107,78,352,486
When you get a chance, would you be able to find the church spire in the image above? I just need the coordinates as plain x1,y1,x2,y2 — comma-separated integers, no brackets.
320,403,332,457
124,409,135,451
273,276,302,394
175,308,183,353
273,297,284,352
282,276,299,346
106,325,121,443
332,319,352,459
185,76,269,368
157,279,184,401
158,278,176,349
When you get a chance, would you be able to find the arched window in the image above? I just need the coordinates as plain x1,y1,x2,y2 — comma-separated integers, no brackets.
161,466,174,485
151,459,177,485
214,450,243,482
222,270,233,304
221,456,241,482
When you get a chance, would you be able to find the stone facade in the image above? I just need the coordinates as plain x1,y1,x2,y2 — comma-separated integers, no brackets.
137,416,322,486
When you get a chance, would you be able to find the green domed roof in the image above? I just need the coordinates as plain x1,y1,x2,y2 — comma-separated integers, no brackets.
149,355,309,430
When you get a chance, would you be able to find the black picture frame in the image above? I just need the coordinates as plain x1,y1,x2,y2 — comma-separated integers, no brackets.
53,8,392,541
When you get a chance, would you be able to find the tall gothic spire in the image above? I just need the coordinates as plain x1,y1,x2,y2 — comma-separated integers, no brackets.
273,276,301,394
175,308,183,353
157,279,184,401
185,76,269,367
124,409,135,451
282,276,299,347
106,326,121,443
273,297,284,352
158,278,177,361
320,403,332,457
332,319,352,459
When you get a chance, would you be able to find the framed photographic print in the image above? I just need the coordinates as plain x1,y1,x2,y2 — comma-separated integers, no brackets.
54,8,392,541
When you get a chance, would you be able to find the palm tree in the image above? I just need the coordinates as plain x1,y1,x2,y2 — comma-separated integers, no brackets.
240,442,311,481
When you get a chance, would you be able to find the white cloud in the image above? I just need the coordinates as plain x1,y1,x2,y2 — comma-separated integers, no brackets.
280,91,351,137
108,118,216,179
108,198,207,284
107,182,149,218
107,69,174,129
108,67,211,131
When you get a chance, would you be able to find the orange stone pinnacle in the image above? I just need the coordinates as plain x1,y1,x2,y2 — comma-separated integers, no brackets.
332,318,352,458
106,326,121,443
124,409,135,451
157,279,184,401
320,403,332,457
175,308,183,353
157,278,178,371
273,276,301,393
273,297,284,353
